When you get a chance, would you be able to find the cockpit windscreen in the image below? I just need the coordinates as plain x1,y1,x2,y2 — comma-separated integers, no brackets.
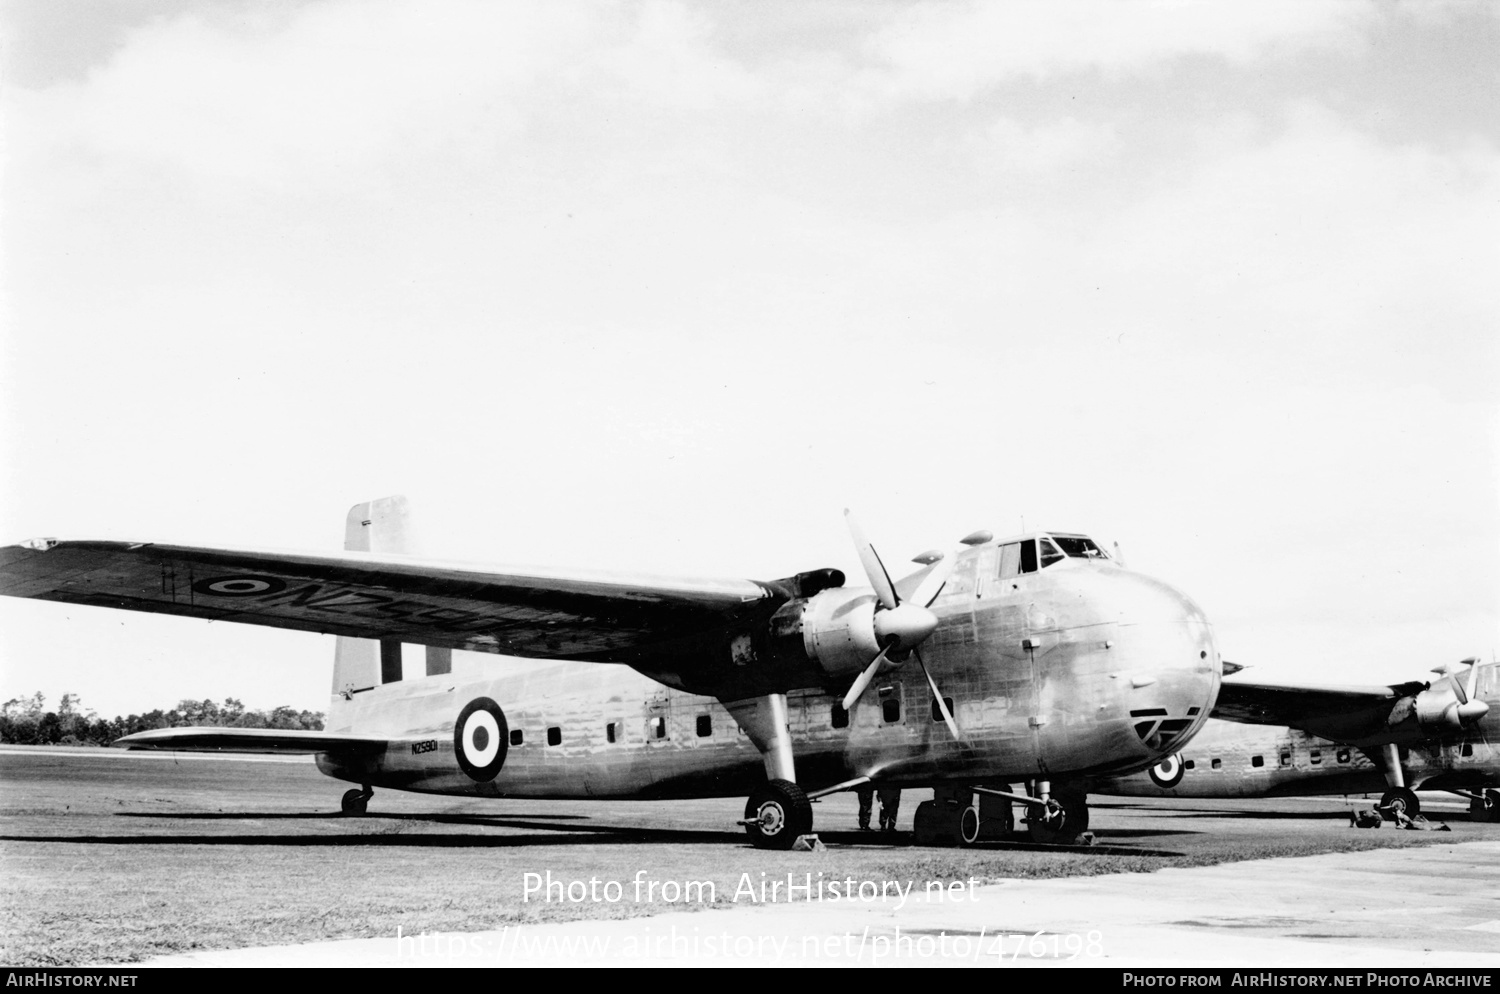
1047,534,1109,561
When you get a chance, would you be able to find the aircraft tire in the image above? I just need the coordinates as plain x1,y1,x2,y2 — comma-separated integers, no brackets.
959,806,982,846
1026,788,1089,845
340,788,368,816
913,800,958,847
1379,786,1419,822
1472,789,1500,824
744,780,812,850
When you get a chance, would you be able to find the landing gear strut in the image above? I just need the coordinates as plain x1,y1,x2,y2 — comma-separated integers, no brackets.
341,785,373,816
743,780,813,850
730,694,817,849
1377,744,1417,823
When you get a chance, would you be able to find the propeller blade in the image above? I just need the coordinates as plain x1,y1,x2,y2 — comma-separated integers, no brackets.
908,551,957,608
914,647,961,739
841,645,893,711
1464,659,1481,704
844,509,899,610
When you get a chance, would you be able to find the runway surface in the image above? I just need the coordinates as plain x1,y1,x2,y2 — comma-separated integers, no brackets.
2,746,1497,968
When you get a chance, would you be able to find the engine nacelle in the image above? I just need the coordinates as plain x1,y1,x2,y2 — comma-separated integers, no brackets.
1395,684,1483,736
797,586,881,681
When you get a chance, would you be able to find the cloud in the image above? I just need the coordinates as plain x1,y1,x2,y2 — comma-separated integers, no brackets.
6,1,760,191
860,0,1365,99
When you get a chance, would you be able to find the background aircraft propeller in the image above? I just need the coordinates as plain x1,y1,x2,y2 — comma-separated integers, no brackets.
840,510,961,738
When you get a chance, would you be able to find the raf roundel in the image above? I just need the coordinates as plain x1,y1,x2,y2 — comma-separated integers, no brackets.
1147,753,1185,789
454,697,509,782
191,575,287,597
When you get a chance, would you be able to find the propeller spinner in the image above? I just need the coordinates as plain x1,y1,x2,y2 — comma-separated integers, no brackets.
839,510,961,738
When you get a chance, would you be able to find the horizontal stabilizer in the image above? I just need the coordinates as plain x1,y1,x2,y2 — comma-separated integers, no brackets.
113,727,391,755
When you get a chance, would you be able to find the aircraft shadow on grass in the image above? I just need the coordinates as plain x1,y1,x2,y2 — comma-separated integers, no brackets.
112,810,593,822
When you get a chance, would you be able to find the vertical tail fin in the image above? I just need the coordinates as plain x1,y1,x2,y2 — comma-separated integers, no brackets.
330,496,452,703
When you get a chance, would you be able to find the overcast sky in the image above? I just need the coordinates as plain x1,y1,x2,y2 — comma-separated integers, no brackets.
1,0,1496,718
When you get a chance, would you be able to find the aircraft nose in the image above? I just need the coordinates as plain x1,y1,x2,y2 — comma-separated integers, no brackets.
1101,570,1220,752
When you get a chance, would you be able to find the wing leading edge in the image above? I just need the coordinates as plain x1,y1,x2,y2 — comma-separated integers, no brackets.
1212,678,1430,744
0,539,781,661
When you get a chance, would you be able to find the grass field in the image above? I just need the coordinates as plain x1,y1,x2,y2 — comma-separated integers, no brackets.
0,748,1485,965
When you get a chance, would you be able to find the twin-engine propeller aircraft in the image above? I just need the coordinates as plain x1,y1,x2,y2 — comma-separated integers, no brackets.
1092,659,1499,823
0,498,1221,848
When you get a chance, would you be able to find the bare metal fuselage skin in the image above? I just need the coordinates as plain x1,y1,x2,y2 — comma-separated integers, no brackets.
318,551,1221,800
1093,663,1500,800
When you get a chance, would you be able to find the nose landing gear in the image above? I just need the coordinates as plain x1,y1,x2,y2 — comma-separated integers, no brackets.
1024,786,1090,845
340,785,373,816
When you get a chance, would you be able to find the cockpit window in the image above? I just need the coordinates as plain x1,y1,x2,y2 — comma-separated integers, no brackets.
1019,539,1037,574
1049,534,1109,561
1039,537,1065,569
997,542,1021,578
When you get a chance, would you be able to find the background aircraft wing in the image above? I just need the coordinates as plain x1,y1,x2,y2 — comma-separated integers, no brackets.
113,727,391,755
0,539,782,661
1212,678,1429,743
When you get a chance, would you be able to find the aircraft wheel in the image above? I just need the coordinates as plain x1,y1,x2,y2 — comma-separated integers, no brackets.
959,806,982,847
1472,789,1500,824
340,788,369,816
1379,786,1419,822
912,800,944,846
744,780,812,850
1027,788,1089,845
913,799,961,846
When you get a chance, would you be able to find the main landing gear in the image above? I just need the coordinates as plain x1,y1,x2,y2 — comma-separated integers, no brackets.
1376,743,1420,823
912,783,1091,847
1471,789,1500,824
743,780,814,850
1378,786,1420,822
729,694,821,850
341,785,373,816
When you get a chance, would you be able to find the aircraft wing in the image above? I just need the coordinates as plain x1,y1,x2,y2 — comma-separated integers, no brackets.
113,727,391,755
1212,678,1429,743
0,539,780,661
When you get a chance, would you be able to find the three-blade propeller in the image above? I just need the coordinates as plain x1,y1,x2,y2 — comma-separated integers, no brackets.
840,510,961,739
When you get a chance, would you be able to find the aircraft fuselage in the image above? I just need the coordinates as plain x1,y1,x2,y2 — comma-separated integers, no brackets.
318,551,1220,800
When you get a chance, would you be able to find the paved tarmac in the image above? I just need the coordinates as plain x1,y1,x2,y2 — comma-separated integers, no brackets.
146,839,1500,968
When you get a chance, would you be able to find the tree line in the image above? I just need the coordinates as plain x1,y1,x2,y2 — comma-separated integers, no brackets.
0,692,325,746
